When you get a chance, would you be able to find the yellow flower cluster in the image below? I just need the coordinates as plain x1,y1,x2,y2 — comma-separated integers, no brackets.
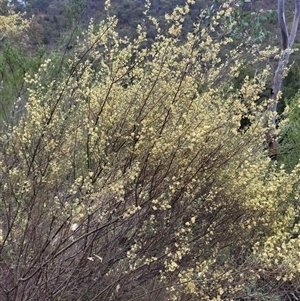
0,0,29,39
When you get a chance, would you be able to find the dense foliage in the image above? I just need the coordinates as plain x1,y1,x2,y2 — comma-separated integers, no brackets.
1,1,300,300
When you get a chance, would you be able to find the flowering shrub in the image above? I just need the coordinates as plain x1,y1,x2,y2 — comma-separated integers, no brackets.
0,0,29,39
1,1,300,300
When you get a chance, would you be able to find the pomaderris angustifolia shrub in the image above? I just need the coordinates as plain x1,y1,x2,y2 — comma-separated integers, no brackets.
1,0,300,300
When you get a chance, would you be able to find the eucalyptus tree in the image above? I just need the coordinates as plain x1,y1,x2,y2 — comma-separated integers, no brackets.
269,0,300,159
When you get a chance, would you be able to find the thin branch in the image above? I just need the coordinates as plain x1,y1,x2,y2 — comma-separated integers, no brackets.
289,0,300,47
278,0,289,50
